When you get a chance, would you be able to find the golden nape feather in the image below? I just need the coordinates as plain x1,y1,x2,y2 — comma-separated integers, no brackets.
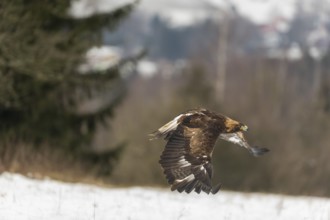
150,108,270,194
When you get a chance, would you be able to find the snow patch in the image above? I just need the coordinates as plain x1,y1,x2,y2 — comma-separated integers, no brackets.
137,60,158,78
230,0,296,25
70,0,136,18
1,172,330,220
79,46,122,74
139,0,296,27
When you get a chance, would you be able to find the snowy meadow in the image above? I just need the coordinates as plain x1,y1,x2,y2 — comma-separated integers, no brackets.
0,173,329,220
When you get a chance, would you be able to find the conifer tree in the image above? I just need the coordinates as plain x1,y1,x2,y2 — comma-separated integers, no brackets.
0,0,138,174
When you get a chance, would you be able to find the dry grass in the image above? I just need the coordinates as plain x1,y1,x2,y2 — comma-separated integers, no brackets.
0,140,120,186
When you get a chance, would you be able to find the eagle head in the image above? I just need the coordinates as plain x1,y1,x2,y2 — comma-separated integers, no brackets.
225,118,248,133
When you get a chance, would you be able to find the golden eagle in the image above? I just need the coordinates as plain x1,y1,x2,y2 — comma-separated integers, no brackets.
150,108,269,194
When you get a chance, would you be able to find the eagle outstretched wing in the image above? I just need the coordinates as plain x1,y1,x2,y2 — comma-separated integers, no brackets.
151,108,269,194
155,112,222,194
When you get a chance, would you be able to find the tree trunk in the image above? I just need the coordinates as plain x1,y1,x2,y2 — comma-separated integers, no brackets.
215,16,229,104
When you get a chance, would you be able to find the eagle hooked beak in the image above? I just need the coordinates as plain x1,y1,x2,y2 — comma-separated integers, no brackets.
241,125,248,131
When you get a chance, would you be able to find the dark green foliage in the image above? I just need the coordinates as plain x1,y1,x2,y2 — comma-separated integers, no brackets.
0,0,137,175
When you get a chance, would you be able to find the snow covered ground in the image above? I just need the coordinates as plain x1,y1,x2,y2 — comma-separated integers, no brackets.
0,173,329,220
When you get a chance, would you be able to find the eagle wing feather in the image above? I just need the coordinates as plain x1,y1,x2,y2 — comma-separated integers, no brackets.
158,112,222,194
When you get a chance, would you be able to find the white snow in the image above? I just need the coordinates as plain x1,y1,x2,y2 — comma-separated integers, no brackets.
287,43,303,61
137,60,158,78
69,0,330,29
138,0,217,28
70,0,136,18
307,25,330,60
69,0,296,28
157,8,211,28
229,0,296,25
1,172,330,220
138,0,297,27
78,46,122,73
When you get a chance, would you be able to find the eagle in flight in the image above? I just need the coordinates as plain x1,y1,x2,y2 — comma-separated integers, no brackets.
150,108,269,194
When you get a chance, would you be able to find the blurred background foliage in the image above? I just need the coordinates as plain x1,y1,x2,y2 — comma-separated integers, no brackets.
110,57,330,196
0,0,139,182
1,0,330,197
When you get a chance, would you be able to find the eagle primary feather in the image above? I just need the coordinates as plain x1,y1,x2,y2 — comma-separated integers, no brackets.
150,108,269,194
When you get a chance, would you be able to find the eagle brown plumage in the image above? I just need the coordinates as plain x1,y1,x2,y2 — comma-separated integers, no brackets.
150,108,269,194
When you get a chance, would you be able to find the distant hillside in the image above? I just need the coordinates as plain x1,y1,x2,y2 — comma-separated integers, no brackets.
105,0,330,61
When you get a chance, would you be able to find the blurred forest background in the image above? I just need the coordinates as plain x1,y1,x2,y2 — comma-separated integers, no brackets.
1,0,330,197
